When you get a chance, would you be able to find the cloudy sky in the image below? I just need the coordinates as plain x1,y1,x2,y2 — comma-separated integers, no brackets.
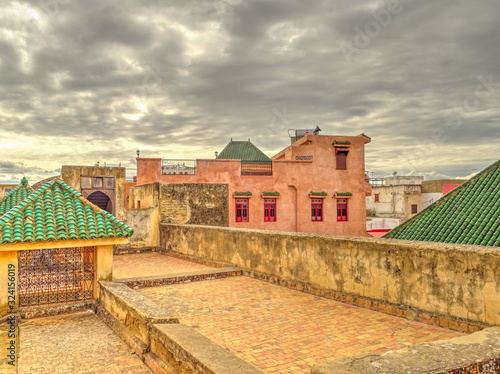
0,0,499,183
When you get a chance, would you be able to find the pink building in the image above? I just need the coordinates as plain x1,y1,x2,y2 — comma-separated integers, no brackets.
134,134,372,237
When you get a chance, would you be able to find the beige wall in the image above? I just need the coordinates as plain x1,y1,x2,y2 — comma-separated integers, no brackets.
160,224,500,327
137,134,372,237
384,176,424,186
61,166,127,221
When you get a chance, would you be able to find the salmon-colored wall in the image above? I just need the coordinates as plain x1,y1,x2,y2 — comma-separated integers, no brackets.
136,135,371,236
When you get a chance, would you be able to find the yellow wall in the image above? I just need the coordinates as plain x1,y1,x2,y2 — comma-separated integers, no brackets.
0,252,17,317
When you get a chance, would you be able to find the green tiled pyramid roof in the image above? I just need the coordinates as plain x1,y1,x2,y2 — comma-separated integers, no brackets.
384,159,500,247
0,177,34,216
217,140,271,162
0,180,133,245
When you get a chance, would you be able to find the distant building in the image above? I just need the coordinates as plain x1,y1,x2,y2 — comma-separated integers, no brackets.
366,177,467,234
384,159,500,247
0,183,17,198
132,134,372,236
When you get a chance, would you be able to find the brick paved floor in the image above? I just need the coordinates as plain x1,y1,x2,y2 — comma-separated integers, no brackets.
140,277,464,374
113,252,215,280
18,312,151,374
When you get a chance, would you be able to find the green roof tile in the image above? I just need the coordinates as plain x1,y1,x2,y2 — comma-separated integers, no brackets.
217,140,271,162
383,159,500,248
0,180,133,245
0,178,34,216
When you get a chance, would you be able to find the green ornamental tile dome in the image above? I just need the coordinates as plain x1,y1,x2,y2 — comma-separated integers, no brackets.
384,159,500,247
0,180,133,245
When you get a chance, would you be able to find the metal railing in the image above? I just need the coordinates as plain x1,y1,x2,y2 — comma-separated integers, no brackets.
161,159,197,175
241,160,273,176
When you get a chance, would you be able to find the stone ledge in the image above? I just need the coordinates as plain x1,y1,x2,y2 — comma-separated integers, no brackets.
97,305,148,356
143,352,179,374
99,281,178,346
118,267,243,289
311,327,500,374
18,301,96,320
150,324,264,374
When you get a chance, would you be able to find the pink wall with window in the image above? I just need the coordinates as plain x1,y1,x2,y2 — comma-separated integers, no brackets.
135,134,372,237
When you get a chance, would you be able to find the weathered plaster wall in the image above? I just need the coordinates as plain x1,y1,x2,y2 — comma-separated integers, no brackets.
160,224,500,327
129,183,159,209
159,184,228,226
116,208,160,253
118,183,228,252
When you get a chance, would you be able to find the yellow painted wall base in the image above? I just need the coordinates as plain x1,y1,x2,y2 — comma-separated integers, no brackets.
0,252,18,317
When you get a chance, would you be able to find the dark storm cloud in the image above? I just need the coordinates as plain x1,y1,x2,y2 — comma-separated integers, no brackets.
0,0,499,182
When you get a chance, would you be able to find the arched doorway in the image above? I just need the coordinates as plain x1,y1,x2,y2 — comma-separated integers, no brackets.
87,191,113,214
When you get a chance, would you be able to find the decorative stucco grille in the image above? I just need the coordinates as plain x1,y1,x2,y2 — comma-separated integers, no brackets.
18,246,95,307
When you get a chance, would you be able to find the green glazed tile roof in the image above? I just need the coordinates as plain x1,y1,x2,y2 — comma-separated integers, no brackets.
384,159,500,247
0,180,133,245
0,177,34,216
217,140,271,162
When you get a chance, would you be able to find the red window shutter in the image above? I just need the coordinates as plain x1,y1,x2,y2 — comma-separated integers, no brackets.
336,152,347,170
236,199,249,222
311,199,323,222
337,199,348,221
264,199,276,222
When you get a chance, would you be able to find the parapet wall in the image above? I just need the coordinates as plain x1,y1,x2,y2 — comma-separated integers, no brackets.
160,224,500,329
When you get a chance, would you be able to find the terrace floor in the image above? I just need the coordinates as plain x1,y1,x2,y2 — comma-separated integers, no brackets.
113,252,216,280
139,276,464,374
18,312,151,374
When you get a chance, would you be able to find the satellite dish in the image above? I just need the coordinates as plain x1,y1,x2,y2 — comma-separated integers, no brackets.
393,172,398,177
313,125,322,135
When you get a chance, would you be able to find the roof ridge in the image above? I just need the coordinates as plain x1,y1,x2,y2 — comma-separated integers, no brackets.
0,181,53,230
